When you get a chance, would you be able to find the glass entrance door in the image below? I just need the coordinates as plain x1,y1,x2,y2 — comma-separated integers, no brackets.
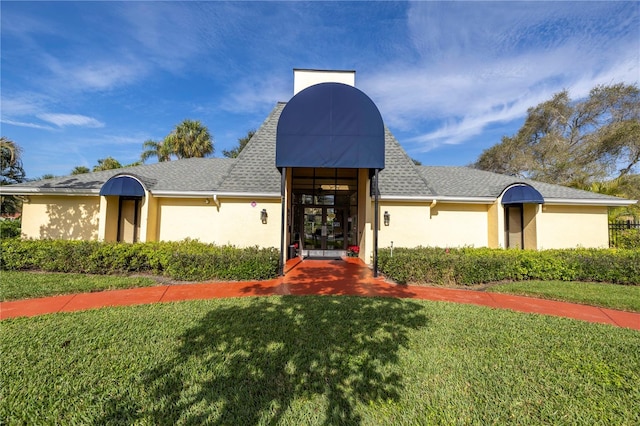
303,207,345,251
291,168,358,258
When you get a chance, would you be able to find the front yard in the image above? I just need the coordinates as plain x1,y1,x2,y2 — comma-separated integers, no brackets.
2,296,639,425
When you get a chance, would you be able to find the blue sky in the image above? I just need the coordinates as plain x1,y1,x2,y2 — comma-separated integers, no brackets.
1,1,639,179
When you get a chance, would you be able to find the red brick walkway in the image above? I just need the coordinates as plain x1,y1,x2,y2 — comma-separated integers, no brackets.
1,258,639,330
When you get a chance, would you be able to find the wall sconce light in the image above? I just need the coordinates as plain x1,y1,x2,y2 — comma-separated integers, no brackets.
204,198,210,204
260,209,268,224
384,211,390,226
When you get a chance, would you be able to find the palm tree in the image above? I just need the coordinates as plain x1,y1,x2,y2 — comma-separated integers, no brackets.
92,157,122,172
71,166,90,175
167,119,214,159
141,139,173,163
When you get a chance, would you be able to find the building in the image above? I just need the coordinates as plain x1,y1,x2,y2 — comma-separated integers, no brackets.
2,69,635,274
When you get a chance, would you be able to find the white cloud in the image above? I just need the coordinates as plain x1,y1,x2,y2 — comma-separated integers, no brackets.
0,118,54,131
37,113,105,128
43,54,147,93
361,2,639,153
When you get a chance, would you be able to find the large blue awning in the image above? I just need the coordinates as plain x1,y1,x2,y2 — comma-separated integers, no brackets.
501,184,544,205
100,176,145,197
276,82,385,170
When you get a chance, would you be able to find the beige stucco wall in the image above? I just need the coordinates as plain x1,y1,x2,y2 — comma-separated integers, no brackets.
536,204,610,249
21,195,100,240
377,202,431,248
425,202,490,247
487,202,499,248
156,197,281,248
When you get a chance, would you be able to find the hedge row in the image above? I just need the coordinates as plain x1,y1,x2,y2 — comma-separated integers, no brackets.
378,247,640,285
0,239,280,281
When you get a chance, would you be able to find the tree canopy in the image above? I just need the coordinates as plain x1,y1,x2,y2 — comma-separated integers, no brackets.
474,83,640,188
1,137,26,214
92,157,123,172
142,119,214,162
223,130,255,158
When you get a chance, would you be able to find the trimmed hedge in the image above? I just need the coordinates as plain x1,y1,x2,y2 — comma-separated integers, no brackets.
617,229,640,249
378,247,640,286
0,239,280,281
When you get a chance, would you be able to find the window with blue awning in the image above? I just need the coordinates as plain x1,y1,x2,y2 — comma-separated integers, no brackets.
99,176,145,197
501,184,544,205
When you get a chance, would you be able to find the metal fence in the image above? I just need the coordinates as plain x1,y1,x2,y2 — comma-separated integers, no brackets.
609,220,640,247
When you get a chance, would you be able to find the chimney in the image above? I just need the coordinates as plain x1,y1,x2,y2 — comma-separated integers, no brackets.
293,69,356,95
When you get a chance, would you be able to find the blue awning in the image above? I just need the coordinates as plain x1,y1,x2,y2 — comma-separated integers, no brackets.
501,184,544,205
99,176,145,197
276,82,385,170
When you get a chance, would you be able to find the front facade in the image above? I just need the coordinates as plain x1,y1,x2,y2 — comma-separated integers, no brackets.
3,69,635,273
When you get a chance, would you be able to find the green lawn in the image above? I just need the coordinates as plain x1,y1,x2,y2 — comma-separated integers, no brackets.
2,296,639,425
488,280,640,312
0,270,158,301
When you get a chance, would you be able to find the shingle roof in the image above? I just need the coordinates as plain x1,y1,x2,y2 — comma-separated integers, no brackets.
3,102,633,206
216,103,284,194
4,158,235,193
377,129,435,197
418,166,630,202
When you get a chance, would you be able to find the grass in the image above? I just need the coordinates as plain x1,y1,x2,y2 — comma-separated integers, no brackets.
0,270,158,301
1,296,639,425
488,280,640,312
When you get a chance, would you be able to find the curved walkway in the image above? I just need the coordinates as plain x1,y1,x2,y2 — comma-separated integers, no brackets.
2,258,639,330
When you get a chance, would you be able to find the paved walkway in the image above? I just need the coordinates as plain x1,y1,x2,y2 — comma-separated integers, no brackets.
1,258,639,330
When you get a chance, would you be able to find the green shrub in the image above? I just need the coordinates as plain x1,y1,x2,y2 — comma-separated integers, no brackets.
0,239,280,281
378,247,639,286
616,229,640,249
0,219,21,239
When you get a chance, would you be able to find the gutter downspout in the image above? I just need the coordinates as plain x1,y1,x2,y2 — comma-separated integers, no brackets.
212,194,220,208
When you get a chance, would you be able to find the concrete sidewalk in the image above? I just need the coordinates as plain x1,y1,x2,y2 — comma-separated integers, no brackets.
2,258,639,330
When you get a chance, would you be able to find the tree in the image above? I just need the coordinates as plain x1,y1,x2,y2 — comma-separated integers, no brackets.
1,137,26,214
93,157,122,172
474,83,640,187
141,139,172,163
166,119,213,159
223,129,255,158
141,120,214,162
71,166,90,175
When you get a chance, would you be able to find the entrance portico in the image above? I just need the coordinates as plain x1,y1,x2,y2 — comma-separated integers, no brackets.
275,70,385,274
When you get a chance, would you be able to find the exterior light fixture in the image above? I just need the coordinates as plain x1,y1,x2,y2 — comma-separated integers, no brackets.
384,211,390,226
261,209,268,224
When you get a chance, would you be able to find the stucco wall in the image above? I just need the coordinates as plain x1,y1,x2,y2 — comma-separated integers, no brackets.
21,195,100,240
378,201,490,248
425,203,490,247
378,202,431,248
536,204,610,249
156,197,281,248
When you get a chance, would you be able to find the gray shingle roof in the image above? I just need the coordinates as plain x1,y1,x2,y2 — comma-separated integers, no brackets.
418,166,630,202
216,103,284,194
3,102,633,206
4,158,235,193
377,129,435,197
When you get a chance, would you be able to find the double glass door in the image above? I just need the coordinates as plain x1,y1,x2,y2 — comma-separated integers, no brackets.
303,207,345,250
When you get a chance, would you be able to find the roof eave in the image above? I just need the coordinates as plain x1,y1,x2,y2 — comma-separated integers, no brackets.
151,190,281,199
0,187,100,196
543,198,637,207
379,195,496,204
